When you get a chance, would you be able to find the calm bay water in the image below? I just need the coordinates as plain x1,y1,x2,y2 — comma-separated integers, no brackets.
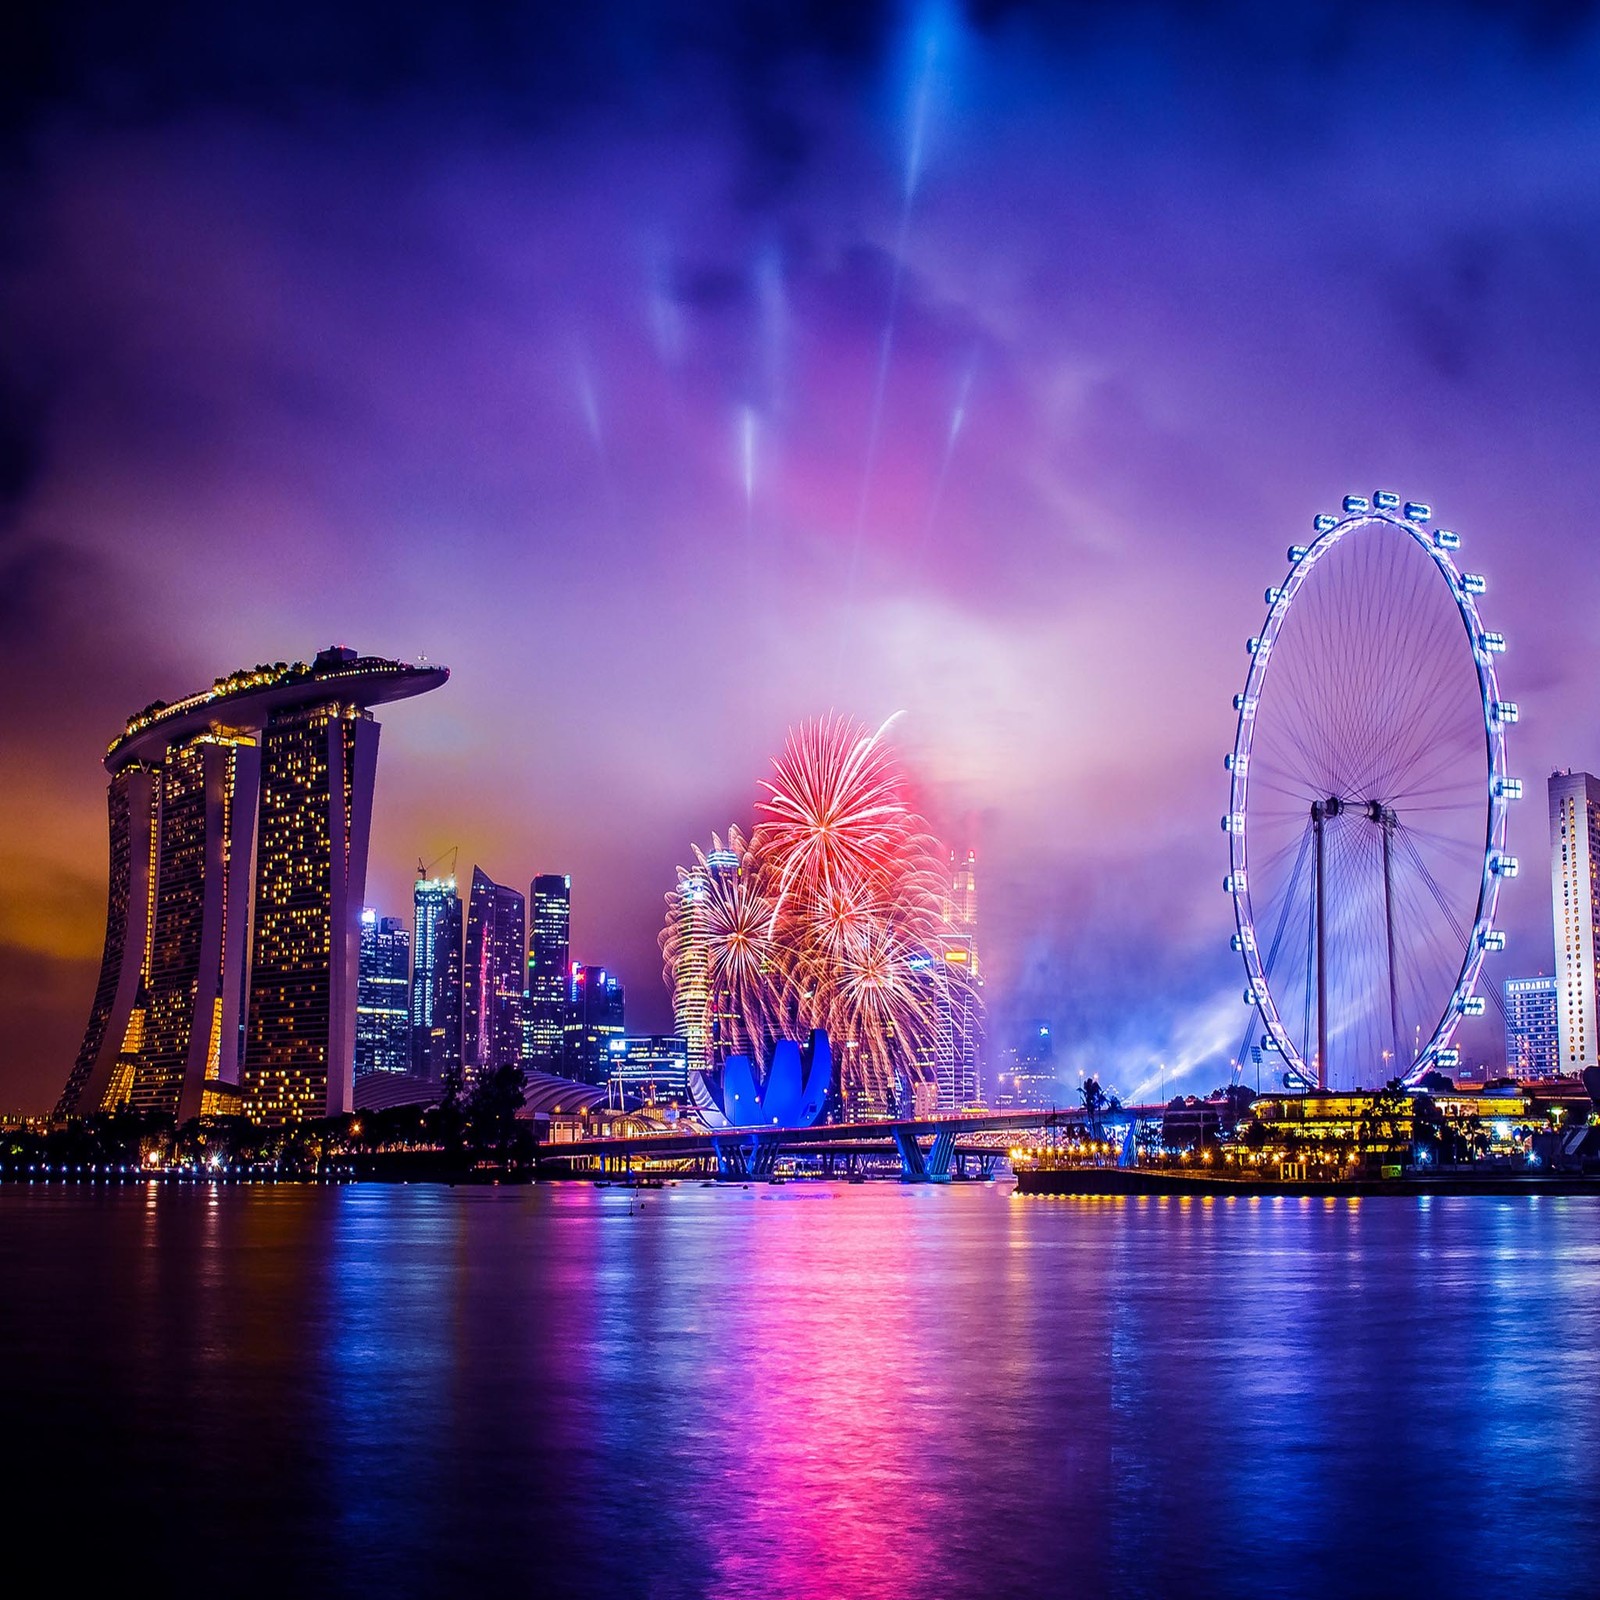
4,1181,1598,1598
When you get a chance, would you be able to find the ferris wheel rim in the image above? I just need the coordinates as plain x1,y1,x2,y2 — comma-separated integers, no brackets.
1224,495,1515,1088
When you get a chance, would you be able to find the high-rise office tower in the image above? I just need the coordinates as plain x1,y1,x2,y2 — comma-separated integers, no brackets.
671,868,711,1076
463,867,526,1084
671,850,747,1077
60,648,446,1122
357,911,412,1078
525,874,571,1071
995,1022,1058,1109
933,848,982,1110
1504,976,1559,1080
702,847,753,1070
411,875,462,1083
563,964,625,1085
1550,770,1600,1073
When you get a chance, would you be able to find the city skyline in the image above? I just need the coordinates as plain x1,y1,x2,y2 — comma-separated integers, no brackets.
10,3,1600,1114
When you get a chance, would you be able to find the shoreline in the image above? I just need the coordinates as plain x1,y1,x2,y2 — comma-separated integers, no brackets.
1013,1166,1600,1198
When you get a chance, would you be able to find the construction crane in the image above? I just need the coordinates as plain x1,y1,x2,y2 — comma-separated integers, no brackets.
416,846,459,883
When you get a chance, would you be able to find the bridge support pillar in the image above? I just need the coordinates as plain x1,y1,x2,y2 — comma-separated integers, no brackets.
711,1138,748,1179
892,1125,929,1181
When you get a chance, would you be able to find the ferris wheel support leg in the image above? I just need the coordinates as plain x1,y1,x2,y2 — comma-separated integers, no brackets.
1313,804,1328,1092
1382,815,1403,1081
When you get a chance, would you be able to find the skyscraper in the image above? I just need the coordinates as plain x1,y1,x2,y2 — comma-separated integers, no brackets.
1550,770,1600,1073
932,848,982,1110
1504,976,1559,1080
59,648,447,1122
525,874,571,1071
59,766,159,1117
140,735,259,1121
671,868,711,1076
357,911,412,1077
671,850,746,1078
994,1022,1059,1109
411,875,462,1083
563,964,625,1085
463,867,526,1084
703,847,753,1070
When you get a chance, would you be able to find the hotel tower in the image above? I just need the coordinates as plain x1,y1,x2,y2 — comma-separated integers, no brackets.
59,647,447,1124
1550,770,1600,1073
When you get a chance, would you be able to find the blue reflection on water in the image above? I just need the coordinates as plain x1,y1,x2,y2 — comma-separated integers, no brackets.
4,1184,1599,1598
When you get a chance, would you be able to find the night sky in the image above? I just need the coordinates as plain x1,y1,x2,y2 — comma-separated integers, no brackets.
5,1,1600,1113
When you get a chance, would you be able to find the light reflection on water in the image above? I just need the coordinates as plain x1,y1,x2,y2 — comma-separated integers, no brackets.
4,1183,1599,1598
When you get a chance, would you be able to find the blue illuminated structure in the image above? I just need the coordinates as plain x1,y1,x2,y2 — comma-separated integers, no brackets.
689,1031,832,1130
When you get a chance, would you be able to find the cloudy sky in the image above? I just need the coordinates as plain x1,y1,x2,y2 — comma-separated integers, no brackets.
5,0,1600,1112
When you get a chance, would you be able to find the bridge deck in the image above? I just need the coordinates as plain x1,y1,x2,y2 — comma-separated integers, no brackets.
540,1105,1167,1163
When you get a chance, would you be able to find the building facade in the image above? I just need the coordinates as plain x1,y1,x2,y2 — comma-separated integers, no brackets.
411,875,462,1084
356,911,412,1078
241,703,379,1124
1504,975,1559,1080
563,964,625,1085
463,867,526,1084
610,1034,690,1105
1550,770,1600,1073
671,867,712,1077
141,735,259,1122
994,1022,1060,1109
671,849,749,1079
524,873,571,1071
59,647,447,1123
60,767,160,1117
932,848,983,1110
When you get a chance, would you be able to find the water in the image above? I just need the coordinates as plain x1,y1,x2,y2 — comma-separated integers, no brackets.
4,1182,1598,1598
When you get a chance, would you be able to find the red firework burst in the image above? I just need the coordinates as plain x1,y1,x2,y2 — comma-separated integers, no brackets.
659,714,981,1114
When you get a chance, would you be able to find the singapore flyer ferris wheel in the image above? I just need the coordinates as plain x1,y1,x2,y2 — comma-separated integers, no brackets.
1225,492,1519,1092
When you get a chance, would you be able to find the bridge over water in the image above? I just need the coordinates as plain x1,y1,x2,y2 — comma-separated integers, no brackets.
537,1105,1170,1182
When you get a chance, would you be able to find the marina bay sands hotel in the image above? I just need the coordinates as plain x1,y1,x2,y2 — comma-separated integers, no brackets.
57,647,447,1126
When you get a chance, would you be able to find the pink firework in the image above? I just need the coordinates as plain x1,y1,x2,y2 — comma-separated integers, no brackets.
755,714,924,921
663,716,981,1114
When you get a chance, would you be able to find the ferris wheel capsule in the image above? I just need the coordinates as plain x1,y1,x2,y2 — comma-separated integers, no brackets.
1373,490,1401,510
